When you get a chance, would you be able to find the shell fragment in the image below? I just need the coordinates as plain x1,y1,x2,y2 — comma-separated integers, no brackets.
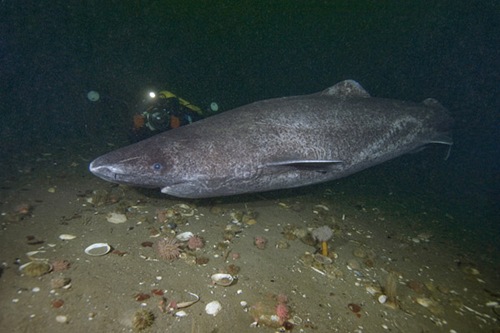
59,234,77,240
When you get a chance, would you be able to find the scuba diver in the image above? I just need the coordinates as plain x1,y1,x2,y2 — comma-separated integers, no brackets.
130,90,218,141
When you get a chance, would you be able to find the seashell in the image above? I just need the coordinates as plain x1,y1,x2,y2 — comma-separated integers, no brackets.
176,231,194,242
365,285,381,296
176,292,200,309
51,277,72,289
415,297,433,308
55,315,68,323
59,234,77,240
106,212,127,224
84,243,111,256
173,204,195,217
378,295,388,304
278,202,290,208
19,261,52,277
313,253,333,265
314,204,329,211
245,218,257,225
175,310,188,317
229,211,243,223
26,250,47,261
26,250,44,257
211,273,234,286
205,300,222,316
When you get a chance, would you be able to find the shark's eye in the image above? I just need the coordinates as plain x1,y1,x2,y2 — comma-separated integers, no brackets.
152,162,163,171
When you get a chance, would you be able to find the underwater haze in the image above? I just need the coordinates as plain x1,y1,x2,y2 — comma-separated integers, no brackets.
0,1,499,332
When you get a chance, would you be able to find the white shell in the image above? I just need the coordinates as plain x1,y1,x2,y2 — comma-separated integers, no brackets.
378,295,388,304
205,301,222,316
59,234,76,240
176,232,194,242
416,297,433,308
366,285,380,296
106,212,127,224
26,250,47,260
84,243,111,256
175,310,188,317
211,273,234,286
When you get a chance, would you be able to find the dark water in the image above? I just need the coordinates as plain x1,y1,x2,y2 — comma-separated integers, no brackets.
1,1,498,245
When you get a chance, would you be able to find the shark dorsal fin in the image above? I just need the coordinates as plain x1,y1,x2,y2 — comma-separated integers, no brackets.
321,80,370,99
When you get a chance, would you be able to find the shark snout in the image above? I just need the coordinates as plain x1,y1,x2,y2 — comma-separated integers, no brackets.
89,158,121,181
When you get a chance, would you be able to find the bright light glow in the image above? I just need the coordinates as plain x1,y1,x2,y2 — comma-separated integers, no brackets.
87,90,100,102
148,91,156,99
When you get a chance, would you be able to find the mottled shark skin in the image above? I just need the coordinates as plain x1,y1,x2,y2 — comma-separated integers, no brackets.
89,80,453,198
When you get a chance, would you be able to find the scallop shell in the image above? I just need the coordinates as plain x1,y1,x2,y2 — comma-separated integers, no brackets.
19,261,52,277
211,273,234,286
205,301,222,316
176,232,194,242
84,243,111,256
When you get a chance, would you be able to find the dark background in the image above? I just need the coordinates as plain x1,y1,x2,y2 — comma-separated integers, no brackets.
1,1,498,239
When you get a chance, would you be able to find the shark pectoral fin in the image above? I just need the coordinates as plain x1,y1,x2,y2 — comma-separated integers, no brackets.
426,135,453,160
263,159,344,174
413,135,453,160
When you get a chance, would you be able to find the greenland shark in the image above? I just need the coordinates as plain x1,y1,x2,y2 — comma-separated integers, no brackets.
89,80,453,198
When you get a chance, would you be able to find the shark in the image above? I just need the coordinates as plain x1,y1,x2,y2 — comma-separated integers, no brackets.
89,80,453,198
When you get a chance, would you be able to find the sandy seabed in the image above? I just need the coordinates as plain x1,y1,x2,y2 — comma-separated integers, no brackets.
0,145,499,333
